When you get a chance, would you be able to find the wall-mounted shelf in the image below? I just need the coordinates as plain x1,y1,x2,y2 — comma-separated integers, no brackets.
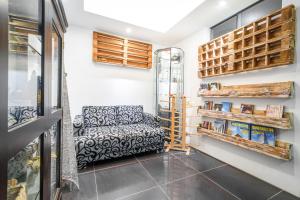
199,81,294,98
198,127,292,160
198,5,295,78
93,32,152,69
198,108,292,129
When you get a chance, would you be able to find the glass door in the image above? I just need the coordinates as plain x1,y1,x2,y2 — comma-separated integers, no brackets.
0,0,67,199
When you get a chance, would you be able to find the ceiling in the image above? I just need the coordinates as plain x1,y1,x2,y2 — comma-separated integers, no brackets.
62,0,259,45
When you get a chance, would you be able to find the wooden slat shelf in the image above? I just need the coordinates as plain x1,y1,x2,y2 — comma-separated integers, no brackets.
199,81,294,98
198,127,292,160
198,5,295,78
93,31,152,69
197,108,292,130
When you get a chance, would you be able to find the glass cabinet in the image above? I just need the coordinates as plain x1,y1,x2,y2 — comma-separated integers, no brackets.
155,48,184,137
0,0,68,200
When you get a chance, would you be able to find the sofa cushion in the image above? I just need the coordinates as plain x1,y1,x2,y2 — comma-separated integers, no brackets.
116,105,144,125
82,106,117,127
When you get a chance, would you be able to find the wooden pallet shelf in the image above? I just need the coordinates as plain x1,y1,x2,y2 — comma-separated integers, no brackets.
93,32,152,69
198,5,295,78
198,127,292,160
199,81,294,98
197,108,292,130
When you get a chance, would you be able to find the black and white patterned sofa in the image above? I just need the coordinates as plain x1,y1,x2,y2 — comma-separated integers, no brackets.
73,105,165,169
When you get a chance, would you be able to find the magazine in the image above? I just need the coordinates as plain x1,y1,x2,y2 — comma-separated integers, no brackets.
240,104,255,114
266,105,284,119
210,82,220,91
204,101,213,110
202,121,212,129
228,121,250,139
213,119,227,134
221,102,232,112
199,83,210,93
251,125,275,146
214,104,223,111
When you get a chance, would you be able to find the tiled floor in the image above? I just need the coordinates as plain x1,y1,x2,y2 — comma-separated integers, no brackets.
62,148,299,200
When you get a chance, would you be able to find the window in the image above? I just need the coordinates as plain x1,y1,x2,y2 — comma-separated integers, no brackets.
211,0,282,39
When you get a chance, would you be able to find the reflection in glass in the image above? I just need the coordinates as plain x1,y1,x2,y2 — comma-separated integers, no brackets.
8,0,42,128
7,137,41,200
50,123,60,199
51,28,61,111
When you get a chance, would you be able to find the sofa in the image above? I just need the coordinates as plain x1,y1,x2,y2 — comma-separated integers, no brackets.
73,105,165,169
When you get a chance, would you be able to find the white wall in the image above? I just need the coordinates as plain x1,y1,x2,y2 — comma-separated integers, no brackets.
174,0,300,197
64,26,163,118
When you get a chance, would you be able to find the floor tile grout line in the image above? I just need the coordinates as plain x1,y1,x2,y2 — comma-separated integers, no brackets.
172,152,230,177
267,190,283,200
134,156,171,200
115,186,158,200
201,173,242,200
93,164,100,200
160,171,202,186
93,160,137,173
199,164,228,173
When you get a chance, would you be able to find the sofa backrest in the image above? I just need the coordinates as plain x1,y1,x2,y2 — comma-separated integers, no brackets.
116,105,144,125
82,105,144,127
82,106,118,128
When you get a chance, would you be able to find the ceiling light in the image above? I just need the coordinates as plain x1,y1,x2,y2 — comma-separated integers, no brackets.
126,28,132,34
84,0,206,33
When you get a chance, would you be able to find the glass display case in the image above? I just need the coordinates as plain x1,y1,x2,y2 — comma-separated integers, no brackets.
155,48,184,137
0,0,68,199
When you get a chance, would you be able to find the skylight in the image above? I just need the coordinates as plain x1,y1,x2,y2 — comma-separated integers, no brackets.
84,0,205,33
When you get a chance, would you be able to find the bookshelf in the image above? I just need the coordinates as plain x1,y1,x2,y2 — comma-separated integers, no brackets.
198,127,292,160
198,5,295,78
198,108,292,130
198,81,294,98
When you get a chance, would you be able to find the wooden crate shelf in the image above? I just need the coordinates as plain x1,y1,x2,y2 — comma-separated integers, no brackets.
93,31,152,69
199,81,294,98
198,5,295,78
198,127,292,160
197,108,292,129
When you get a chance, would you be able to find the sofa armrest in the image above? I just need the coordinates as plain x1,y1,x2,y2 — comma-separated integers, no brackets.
142,112,160,128
73,115,84,136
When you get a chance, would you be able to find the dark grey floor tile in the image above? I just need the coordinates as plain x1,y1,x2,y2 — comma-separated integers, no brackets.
135,151,170,161
119,187,169,200
169,148,197,155
95,163,156,200
140,154,198,185
78,163,94,174
270,191,300,200
174,150,225,172
94,155,137,171
162,174,238,200
62,173,97,200
204,165,280,200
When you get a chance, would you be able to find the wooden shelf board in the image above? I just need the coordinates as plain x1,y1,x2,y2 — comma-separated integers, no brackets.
198,128,292,160
199,81,294,98
198,109,292,130
93,31,152,69
198,57,294,78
